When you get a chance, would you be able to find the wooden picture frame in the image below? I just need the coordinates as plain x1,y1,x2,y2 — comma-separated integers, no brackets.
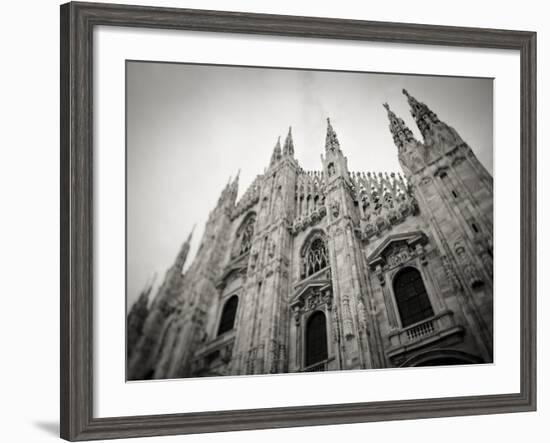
60,1,536,440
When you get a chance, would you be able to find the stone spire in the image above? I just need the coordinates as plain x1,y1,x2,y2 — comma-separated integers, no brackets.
270,136,282,166
174,225,195,271
383,102,417,150
133,275,155,311
402,89,440,138
217,176,231,205
282,127,294,157
321,117,350,182
230,170,240,202
218,171,240,208
325,117,341,152
127,275,155,358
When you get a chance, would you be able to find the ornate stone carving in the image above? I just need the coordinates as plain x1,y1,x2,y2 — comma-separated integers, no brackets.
291,302,303,326
416,243,428,266
330,199,340,219
476,243,493,278
267,239,276,258
419,175,432,186
323,290,333,310
387,246,411,268
451,154,466,166
341,294,354,340
268,340,279,374
455,243,484,289
331,306,340,343
375,264,385,286
357,299,368,331
306,289,321,310
249,249,258,270
442,255,462,292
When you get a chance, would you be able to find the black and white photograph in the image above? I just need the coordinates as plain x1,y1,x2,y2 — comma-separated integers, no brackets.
1,0,544,441
126,62,494,380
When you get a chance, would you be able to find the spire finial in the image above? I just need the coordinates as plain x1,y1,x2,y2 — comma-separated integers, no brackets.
231,172,240,201
175,226,194,270
270,135,282,165
189,223,196,240
325,116,341,152
402,89,440,135
383,100,416,150
283,126,294,156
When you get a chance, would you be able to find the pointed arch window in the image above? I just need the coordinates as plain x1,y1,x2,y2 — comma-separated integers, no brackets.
393,267,434,327
217,295,238,336
233,214,256,257
301,235,329,279
305,311,328,367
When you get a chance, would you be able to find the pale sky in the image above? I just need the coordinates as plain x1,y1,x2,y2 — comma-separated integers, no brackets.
126,61,493,309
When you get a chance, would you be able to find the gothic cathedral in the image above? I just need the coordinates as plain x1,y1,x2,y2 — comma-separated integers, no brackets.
127,89,493,380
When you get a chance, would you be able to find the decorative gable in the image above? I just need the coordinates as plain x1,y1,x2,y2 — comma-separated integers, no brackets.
366,230,428,270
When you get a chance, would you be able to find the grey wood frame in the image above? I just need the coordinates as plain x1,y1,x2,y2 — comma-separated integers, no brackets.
60,1,537,441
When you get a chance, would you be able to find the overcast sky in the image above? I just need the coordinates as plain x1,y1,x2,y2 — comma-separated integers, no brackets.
126,61,493,309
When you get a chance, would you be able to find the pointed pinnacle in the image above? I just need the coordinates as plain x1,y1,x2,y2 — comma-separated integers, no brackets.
274,135,282,151
283,126,294,156
402,88,410,98
232,171,240,192
270,135,282,165
325,116,341,152
186,224,196,243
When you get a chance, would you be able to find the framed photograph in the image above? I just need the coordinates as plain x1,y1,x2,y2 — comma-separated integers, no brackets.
60,1,536,441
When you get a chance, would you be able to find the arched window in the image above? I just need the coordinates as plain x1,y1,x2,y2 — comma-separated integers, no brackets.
393,267,434,327
301,236,329,279
217,296,238,336
233,214,256,257
305,311,328,367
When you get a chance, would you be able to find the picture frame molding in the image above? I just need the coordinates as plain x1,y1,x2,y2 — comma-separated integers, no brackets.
60,1,537,440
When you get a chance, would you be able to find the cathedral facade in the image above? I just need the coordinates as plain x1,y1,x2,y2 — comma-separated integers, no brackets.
127,89,494,380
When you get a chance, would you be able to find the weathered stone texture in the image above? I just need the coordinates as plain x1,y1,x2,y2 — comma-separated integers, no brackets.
127,90,493,379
